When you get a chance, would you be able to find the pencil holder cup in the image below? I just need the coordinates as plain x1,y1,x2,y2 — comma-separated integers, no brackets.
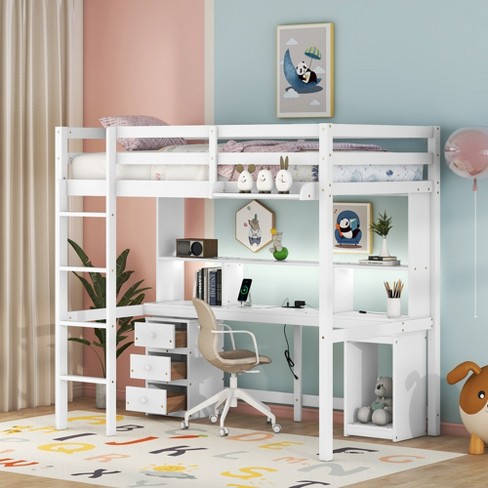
387,298,401,318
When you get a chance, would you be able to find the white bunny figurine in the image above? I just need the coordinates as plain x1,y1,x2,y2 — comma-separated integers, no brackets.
235,164,256,193
275,156,293,194
256,167,273,193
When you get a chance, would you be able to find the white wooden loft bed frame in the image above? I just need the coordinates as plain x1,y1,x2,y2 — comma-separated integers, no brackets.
55,122,441,461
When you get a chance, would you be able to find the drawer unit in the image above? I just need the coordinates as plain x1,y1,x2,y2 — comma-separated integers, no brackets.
126,386,186,415
130,354,187,382
126,317,223,419
134,321,187,349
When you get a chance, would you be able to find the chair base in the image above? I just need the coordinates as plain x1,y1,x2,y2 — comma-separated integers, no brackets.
181,375,281,436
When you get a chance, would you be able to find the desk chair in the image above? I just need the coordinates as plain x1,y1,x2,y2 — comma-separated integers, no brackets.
181,298,281,436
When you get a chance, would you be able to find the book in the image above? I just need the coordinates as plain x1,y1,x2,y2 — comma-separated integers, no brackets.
208,268,218,306
216,268,222,305
194,266,222,305
360,259,401,266
368,255,398,261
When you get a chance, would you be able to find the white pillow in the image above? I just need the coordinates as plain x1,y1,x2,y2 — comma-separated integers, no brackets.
99,115,186,151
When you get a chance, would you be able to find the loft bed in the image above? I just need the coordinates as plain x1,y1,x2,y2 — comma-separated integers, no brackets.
60,123,434,198
55,122,440,461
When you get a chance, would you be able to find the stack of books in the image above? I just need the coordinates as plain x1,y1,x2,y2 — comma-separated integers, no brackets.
359,255,401,266
194,266,222,305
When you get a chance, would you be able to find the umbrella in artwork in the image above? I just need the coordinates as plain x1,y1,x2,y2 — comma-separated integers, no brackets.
304,45,321,69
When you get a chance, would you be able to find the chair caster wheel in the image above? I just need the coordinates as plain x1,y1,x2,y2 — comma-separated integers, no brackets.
209,415,218,424
181,421,189,430
272,423,281,433
219,427,229,437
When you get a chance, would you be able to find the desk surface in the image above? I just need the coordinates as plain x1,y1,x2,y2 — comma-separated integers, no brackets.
144,300,319,326
143,300,432,342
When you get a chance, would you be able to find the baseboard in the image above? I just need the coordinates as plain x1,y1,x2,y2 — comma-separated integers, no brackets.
441,422,469,437
235,402,470,437
234,401,343,424
79,389,469,438
80,384,127,400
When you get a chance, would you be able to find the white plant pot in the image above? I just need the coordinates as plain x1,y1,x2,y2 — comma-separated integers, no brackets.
380,237,390,257
96,383,106,409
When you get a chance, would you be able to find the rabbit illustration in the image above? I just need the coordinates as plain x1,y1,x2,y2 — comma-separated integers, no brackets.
235,164,256,193
248,213,262,246
256,167,273,193
275,156,293,194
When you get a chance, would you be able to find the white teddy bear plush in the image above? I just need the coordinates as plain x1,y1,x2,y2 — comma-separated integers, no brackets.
357,376,393,426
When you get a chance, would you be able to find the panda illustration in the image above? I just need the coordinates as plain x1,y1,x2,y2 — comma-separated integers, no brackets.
334,210,363,248
295,61,318,84
337,217,360,240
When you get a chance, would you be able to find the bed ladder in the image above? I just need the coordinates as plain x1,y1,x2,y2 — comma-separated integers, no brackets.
55,127,118,435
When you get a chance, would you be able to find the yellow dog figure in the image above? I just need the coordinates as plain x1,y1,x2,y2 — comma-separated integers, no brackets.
447,361,488,454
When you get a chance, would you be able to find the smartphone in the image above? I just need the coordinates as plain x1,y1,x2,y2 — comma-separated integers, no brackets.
237,278,252,302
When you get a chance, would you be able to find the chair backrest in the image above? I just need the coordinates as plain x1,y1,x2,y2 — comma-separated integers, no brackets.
192,298,223,370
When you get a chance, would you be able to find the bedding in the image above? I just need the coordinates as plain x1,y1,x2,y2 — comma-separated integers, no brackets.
70,141,423,182
99,115,187,151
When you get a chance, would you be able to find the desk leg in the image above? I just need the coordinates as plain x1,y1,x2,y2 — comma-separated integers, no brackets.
293,324,303,422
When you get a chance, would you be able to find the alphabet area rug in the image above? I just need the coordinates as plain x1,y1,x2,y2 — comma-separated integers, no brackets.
0,411,462,487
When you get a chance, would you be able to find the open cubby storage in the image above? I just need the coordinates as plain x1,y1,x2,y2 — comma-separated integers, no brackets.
343,332,427,441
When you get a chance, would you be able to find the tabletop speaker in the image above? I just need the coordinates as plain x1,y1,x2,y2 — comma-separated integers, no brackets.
176,238,218,258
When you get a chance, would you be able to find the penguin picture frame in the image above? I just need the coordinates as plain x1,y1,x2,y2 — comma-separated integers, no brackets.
333,202,372,254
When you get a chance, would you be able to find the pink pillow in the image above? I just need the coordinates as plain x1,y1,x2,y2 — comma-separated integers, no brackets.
99,115,186,151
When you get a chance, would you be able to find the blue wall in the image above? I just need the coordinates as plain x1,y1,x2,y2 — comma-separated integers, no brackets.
214,0,488,424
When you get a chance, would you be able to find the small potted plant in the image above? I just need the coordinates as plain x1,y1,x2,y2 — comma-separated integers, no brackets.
67,238,151,407
370,210,393,257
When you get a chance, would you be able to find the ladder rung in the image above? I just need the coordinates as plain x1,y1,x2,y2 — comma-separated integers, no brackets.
60,266,107,273
59,375,107,385
59,211,107,218
59,320,107,329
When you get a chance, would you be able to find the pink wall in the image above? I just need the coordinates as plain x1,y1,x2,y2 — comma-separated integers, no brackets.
83,0,206,396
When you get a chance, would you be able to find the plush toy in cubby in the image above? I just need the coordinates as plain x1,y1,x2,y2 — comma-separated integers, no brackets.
357,376,393,426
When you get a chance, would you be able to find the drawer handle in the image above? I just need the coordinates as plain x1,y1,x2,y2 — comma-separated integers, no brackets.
144,365,152,371
149,332,156,339
139,397,147,404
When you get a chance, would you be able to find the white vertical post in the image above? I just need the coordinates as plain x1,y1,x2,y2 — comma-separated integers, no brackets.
55,127,69,430
318,123,335,461
105,127,118,435
427,126,441,436
208,125,218,196
293,325,303,422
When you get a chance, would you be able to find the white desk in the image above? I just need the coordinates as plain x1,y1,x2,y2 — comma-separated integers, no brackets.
144,300,319,421
143,300,431,423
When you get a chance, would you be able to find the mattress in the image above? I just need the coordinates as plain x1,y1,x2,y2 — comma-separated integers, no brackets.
70,143,423,183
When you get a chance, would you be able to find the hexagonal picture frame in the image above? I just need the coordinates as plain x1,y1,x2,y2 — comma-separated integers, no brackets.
235,200,275,252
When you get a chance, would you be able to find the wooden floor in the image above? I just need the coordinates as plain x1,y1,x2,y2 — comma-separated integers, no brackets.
0,398,480,487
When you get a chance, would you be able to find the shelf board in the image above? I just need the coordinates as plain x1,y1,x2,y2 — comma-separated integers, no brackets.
157,255,319,267
157,256,409,269
335,261,408,270
212,182,317,200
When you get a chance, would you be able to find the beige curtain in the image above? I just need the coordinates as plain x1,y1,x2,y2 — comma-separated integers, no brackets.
0,0,83,411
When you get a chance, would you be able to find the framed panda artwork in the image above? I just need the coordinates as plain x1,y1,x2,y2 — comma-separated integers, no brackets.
276,22,334,118
333,202,372,254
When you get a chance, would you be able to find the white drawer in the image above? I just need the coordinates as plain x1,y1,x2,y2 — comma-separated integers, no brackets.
126,386,186,415
130,354,171,381
130,354,187,381
134,322,187,349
